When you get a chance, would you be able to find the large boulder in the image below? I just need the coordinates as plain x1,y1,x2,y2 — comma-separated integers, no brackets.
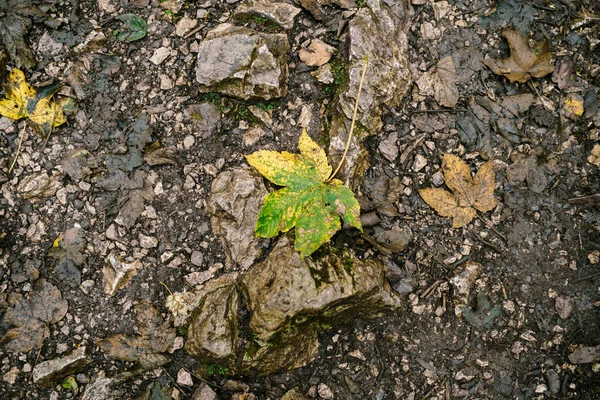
195,23,290,100
242,237,402,342
237,237,402,375
328,0,413,188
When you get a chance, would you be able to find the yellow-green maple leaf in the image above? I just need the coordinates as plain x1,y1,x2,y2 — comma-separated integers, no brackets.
0,69,74,137
246,128,362,257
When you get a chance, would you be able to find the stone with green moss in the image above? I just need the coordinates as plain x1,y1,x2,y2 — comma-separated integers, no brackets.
195,23,290,101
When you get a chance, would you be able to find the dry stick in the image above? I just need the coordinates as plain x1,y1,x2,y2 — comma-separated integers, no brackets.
475,213,507,243
8,123,27,175
327,56,369,182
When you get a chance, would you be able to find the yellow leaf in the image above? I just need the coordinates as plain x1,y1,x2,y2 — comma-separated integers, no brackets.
420,154,498,228
0,68,73,137
298,127,332,181
564,94,584,120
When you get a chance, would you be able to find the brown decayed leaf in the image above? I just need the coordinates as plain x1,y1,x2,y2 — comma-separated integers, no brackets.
97,302,175,370
433,56,459,108
483,28,554,83
419,154,498,228
0,280,68,352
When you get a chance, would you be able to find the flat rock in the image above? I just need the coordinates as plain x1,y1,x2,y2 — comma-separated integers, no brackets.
233,0,301,30
191,383,218,400
185,275,239,367
568,344,600,364
240,324,319,376
207,167,267,269
33,347,90,386
195,24,289,100
449,261,481,317
328,0,412,188
242,237,402,342
18,172,62,201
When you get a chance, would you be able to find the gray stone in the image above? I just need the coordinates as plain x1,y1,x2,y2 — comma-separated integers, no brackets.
233,0,301,30
241,237,402,342
318,383,334,399
568,344,600,364
33,347,91,386
191,251,204,267
195,24,290,100
373,226,411,253
18,172,62,201
449,261,481,318
207,167,267,269
328,0,412,188
185,275,239,367
191,383,218,400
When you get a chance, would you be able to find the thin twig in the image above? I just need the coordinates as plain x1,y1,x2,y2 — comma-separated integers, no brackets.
327,56,368,182
359,232,391,256
409,108,467,115
476,214,507,243
8,123,27,175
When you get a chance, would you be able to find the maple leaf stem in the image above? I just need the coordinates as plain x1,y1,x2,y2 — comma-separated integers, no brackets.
8,122,27,175
327,56,368,182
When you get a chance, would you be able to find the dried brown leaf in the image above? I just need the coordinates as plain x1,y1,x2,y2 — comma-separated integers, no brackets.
433,56,459,107
299,39,334,67
97,302,175,369
419,154,497,228
0,280,68,352
484,28,554,83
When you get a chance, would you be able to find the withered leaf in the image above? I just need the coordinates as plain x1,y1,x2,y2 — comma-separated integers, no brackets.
0,14,36,70
1,280,68,352
484,28,554,83
416,56,459,107
98,302,175,369
419,154,498,228
144,142,177,166
552,58,574,89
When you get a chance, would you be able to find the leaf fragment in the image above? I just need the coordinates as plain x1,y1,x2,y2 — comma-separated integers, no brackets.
483,28,554,83
246,128,362,256
113,14,148,42
419,154,498,228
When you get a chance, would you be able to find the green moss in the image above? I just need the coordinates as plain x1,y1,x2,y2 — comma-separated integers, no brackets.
357,0,367,8
233,105,259,123
234,13,282,32
177,326,188,338
255,102,275,111
200,92,223,106
320,60,348,100
196,362,230,378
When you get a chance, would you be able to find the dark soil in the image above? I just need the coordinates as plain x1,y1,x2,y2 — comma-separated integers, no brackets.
1,0,599,399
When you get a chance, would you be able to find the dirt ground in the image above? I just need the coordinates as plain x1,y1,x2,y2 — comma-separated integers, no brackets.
1,0,600,399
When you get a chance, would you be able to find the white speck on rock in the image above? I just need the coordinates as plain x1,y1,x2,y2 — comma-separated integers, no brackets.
150,47,172,65
184,135,195,149
176,369,193,386
413,154,427,171
139,234,158,248
317,383,334,399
